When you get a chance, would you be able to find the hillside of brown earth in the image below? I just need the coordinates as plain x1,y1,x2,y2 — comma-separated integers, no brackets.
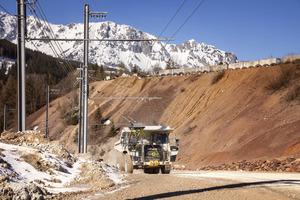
27,63,300,170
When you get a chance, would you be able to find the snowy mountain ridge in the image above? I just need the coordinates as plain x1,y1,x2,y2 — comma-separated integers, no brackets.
0,11,237,71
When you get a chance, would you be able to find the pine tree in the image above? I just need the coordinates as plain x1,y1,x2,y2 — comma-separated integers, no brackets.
0,61,8,84
108,121,116,137
117,61,127,76
152,64,162,75
0,80,3,93
1,75,17,109
93,107,103,131
99,65,105,80
132,66,138,74
1,75,17,129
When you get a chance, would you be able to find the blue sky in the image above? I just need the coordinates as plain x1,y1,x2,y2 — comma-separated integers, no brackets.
1,0,300,61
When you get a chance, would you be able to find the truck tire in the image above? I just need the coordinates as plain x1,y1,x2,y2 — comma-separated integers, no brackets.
117,155,125,171
153,168,159,174
125,154,133,173
161,166,170,174
144,168,153,174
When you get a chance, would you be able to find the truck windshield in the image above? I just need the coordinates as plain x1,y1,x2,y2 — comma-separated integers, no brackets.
155,134,168,144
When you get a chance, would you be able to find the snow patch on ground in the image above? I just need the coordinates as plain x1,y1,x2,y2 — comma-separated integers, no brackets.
0,141,126,195
0,142,81,188
83,185,131,200
102,164,125,185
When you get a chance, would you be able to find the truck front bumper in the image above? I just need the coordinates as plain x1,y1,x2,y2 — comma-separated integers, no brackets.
133,161,171,169
144,161,170,167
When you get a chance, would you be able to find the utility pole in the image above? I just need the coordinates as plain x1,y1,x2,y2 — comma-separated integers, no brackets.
46,85,49,138
83,4,89,154
82,4,107,153
17,0,26,131
22,3,169,152
77,65,83,153
3,105,15,131
3,105,7,131
45,86,59,139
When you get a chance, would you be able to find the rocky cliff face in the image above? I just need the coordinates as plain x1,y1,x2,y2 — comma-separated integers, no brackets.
0,11,237,71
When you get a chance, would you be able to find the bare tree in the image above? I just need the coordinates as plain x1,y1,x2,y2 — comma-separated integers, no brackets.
151,63,162,75
166,58,175,69
26,74,47,114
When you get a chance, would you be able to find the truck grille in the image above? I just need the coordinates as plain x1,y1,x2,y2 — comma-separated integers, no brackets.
144,145,163,161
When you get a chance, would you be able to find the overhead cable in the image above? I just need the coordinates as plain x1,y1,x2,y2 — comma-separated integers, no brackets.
145,0,187,70
158,0,207,61
167,0,206,45
157,0,188,39
0,4,49,64
35,1,75,73
27,3,71,75
0,5,13,15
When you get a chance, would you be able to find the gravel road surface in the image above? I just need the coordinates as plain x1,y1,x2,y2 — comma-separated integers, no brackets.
87,170,300,200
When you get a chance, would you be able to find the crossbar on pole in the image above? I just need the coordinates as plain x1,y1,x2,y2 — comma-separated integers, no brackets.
90,97,162,100
26,38,174,42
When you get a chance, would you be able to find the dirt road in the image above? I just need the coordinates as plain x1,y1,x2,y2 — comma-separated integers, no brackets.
84,170,300,200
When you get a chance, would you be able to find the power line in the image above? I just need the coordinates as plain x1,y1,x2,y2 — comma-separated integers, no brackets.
35,1,75,73
27,2,72,75
33,3,72,74
89,75,137,92
167,0,206,45
92,0,160,36
26,7,61,57
155,0,207,68
27,38,173,42
0,5,13,15
157,0,188,39
26,7,71,75
0,5,41,54
145,0,188,71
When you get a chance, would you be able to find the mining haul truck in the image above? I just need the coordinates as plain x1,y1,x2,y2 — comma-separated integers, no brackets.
114,125,179,174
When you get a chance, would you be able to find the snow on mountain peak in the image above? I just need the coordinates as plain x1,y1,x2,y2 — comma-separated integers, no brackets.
0,11,237,71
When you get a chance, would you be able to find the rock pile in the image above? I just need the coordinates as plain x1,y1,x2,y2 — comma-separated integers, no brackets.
0,130,47,146
173,165,186,170
0,183,50,200
0,130,124,199
24,142,77,163
70,160,117,190
0,130,76,163
200,157,300,172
